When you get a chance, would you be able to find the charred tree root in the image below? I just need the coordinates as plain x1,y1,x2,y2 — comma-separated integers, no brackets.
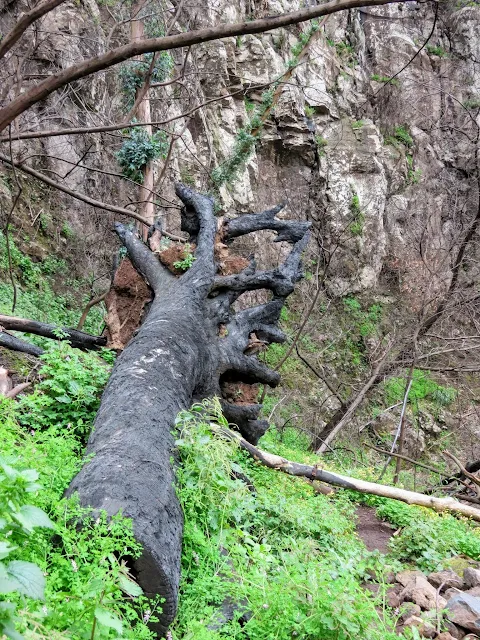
215,424,480,522
66,184,310,634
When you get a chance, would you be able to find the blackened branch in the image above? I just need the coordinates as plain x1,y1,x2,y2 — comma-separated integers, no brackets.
224,204,311,244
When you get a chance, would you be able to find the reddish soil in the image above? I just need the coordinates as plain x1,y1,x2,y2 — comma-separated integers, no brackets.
355,505,394,554
158,243,196,275
104,259,152,351
221,381,259,405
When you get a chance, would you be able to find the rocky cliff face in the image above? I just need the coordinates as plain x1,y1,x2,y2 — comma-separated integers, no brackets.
1,1,479,303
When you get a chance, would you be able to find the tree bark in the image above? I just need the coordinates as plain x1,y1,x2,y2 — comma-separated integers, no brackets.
66,184,310,635
0,315,106,350
0,331,44,356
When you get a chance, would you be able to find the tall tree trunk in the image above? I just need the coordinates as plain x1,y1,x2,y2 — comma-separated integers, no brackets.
66,184,310,635
131,0,155,238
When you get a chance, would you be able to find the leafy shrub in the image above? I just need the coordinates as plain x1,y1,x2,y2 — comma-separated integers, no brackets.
173,243,196,271
349,191,364,236
117,128,168,183
17,342,111,442
394,125,413,147
172,399,401,640
426,44,447,57
0,381,156,638
383,369,457,407
0,452,54,639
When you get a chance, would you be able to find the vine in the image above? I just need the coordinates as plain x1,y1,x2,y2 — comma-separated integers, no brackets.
211,18,325,191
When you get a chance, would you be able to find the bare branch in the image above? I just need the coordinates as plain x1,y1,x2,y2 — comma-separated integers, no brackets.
0,0,66,61
0,0,415,133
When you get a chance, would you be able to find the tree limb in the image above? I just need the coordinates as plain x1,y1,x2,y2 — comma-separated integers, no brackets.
0,331,44,357
0,0,415,133
0,0,66,61
213,424,480,522
0,315,106,350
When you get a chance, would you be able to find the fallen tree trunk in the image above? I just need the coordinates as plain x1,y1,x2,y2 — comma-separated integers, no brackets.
0,331,44,356
66,184,310,635
215,425,480,522
0,314,106,350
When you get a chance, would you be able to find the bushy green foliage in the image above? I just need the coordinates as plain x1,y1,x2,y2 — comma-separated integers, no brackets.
117,128,168,183
172,399,401,640
17,342,111,442
351,120,364,130
343,297,383,338
0,232,104,335
426,44,447,57
315,134,328,156
463,95,480,109
394,125,413,147
211,22,321,190
357,497,480,572
371,75,399,86
383,369,457,408
118,53,173,111
0,353,157,639
0,451,54,639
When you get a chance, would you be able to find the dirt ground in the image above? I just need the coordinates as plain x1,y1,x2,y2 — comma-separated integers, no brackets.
355,505,395,554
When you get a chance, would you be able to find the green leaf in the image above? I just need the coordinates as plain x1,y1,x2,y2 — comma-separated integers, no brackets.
1,622,24,640
0,542,16,560
6,561,46,599
118,574,143,597
94,607,123,633
56,394,71,403
13,505,54,532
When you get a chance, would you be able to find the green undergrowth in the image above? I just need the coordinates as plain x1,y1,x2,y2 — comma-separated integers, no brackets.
173,399,402,640
351,493,480,573
0,343,156,639
0,230,104,340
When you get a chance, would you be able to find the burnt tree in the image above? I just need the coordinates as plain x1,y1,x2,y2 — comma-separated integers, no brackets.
67,184,310,635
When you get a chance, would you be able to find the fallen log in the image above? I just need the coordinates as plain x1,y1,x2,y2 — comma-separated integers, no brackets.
0,314,106,350
214,425,480,522
0,331,44,356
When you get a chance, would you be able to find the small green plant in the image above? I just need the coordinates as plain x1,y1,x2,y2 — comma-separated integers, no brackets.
463,96,480,109
17,342,111,443
394,125,413,147
0,455,54,639
117,128,168,183
426,44,448,57
383,369,457,408
173,243,196,272
371,74,399,86
244,97,256,113
118,53,173,111
315,135,328,156
349,191,364,236
60,222,74,239
304,104,315,118
351,120,364,130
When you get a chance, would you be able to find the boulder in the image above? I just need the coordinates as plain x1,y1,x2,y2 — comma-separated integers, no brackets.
396,570,426,587
465,569,480,589
428,570,463,591
402,615,436,638
398,602,421,623
399,574,447,611
446,593,480,633
386,583,403,608
436,633,460,640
